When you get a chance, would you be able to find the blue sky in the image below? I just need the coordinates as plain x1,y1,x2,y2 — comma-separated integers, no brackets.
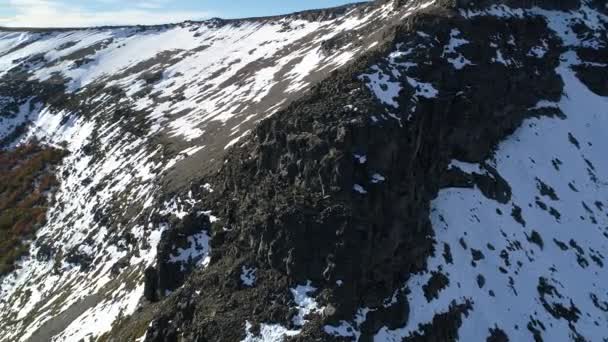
0,0,365,27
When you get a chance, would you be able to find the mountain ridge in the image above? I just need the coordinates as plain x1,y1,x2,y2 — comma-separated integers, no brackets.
1,0,605,33
0,2,374,32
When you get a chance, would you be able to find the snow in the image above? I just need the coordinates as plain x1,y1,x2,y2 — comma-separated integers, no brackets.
0,100,160,339
528,40,548,58
492,48,511,65
324,4,608,341
169,232,211,269
290,282,324,326
533,4,607,49
285,49,324,93
0,101,34,141
225,129,251,150
362,29,440,114
354,153,367,164
361,67,403,108
0,94,212,341
442,29,473,70
353,184,368,194
1,4,423,339
55,283,144,342
241,266,257,287
371,173,386,184
0,2,424,341
324,307,370,341
406,77,438,98
162,145,205,173
460,5,525,19
325,322,361,340
0,3,398,153
242,321,300,342
448,159,483,174
37,28,202,91
461,0,608,51
4,1,604,341
241,281,324,341
375,27,608,342
135,331,148,342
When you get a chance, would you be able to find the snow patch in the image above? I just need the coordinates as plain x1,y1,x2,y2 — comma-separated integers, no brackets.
353,184,368,194
241,266,257,287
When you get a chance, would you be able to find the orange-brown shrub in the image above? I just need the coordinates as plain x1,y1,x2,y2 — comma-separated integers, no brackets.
0,144,66,275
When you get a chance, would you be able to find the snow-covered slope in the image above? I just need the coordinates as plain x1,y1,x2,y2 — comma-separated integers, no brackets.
394,5,608,341
323,2,608,341
396,50,608,341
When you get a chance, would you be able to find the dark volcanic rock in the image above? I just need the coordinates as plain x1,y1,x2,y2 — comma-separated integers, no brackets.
145,212,212,301
128,4,571,341
573,65,608,96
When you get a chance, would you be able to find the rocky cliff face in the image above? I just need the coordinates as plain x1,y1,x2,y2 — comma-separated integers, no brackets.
1,0,607,341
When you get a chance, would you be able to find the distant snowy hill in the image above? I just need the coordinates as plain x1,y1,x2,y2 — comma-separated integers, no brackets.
0,0,607,341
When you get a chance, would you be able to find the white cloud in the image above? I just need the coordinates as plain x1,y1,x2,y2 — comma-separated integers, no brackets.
0,0,213,28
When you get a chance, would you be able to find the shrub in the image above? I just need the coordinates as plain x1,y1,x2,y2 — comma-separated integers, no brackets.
0,144,65,276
